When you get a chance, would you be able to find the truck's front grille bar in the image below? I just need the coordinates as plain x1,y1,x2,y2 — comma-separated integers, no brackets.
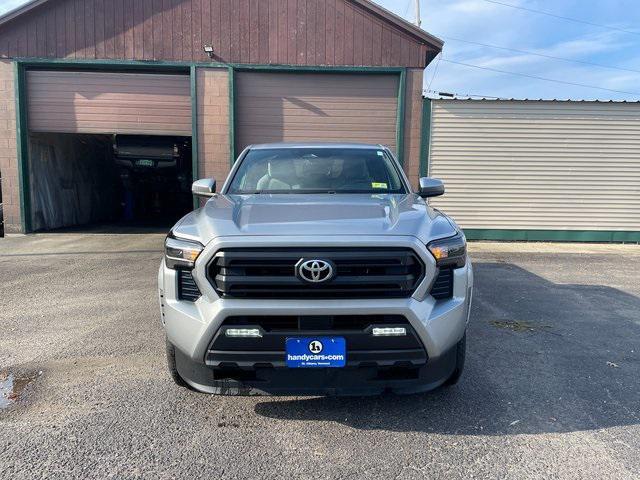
177,270,201,302
208,248,425,299
430,267,453,300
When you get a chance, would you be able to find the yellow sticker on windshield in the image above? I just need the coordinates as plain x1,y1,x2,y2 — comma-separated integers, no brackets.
372,182,388,189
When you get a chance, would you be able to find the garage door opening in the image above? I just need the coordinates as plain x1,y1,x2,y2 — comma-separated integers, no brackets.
28,133,193,232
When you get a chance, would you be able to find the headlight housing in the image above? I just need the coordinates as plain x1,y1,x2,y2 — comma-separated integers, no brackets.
164,235,204,270
427,231,467,268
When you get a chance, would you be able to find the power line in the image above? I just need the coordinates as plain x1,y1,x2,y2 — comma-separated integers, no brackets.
482,0,640,37
438,35,640,75
441,58,640,96
402,0,411,18
427,52,442,90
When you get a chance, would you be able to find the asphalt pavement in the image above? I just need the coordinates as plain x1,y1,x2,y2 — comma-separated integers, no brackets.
0,234,638,479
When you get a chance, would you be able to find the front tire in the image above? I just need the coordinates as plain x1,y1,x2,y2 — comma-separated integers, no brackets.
165,339,190,389
444,332,466,386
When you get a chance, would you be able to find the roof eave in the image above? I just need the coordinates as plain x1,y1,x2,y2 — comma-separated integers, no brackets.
350,0,444,50
0,0,48,28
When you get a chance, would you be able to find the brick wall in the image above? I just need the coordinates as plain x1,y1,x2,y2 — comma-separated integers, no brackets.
403,68,424,191
197,68,231,186
0,60,20,233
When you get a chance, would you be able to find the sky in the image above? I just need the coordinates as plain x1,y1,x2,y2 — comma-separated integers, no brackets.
1,0,639,100
377,0,640,100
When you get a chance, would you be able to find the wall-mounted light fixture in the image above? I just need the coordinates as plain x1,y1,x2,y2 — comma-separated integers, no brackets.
202,45,214,59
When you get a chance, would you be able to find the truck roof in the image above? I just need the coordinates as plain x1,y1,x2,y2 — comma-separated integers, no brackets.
248,142,385,150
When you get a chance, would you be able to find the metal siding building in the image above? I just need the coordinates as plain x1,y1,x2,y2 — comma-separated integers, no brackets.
0,0,442,233
426,99,640,242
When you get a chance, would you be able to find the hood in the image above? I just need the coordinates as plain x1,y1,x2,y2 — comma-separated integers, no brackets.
171,194,458,245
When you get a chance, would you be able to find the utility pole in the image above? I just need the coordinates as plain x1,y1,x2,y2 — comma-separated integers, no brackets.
415,0,421,27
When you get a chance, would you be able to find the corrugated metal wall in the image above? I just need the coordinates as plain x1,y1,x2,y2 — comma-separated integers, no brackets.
429,100,640,232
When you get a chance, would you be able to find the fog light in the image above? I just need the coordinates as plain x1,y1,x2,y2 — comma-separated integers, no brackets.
225,328,262,338
372,327,406,336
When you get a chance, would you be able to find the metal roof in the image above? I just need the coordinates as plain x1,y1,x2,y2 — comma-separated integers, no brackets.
424,96,640,103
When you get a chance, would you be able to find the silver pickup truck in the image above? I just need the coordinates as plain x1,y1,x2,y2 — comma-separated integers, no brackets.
158,143,473,395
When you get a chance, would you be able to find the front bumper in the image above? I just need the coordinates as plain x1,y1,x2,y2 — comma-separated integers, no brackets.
158,235,473,395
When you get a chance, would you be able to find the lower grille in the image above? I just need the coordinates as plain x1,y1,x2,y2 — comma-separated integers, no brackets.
207,315,427,368
178,270,201,302
430,267,453,300
208,248,424,299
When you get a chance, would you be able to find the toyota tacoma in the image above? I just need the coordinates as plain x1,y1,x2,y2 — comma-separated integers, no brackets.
158,143,473,395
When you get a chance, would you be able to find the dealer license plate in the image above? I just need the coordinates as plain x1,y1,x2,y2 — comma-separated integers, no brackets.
285,337,346,368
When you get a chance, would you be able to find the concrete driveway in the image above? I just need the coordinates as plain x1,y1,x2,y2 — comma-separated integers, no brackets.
0,234,638,479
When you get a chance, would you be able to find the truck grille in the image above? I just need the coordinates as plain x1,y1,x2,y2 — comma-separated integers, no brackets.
208,248,425,299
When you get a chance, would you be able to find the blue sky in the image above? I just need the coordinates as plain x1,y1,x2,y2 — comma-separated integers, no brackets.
1,0,639,100
377,0,640,100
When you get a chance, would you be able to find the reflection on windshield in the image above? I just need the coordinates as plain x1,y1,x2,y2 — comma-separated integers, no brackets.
228,148,406,194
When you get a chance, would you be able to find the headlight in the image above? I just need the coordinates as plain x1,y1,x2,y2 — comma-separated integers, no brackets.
427,231,467,268
164,235,204,270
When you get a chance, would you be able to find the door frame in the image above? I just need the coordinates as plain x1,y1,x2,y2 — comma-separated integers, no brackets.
14,59,193,232
228,65,406,167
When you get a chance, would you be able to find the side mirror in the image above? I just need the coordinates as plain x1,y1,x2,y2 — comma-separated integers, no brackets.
418,177,445,198
192,178,216,198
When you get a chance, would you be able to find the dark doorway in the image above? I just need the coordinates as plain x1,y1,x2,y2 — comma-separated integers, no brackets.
28,133,193,232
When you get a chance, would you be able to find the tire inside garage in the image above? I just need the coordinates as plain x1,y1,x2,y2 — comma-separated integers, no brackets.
26,70,193,232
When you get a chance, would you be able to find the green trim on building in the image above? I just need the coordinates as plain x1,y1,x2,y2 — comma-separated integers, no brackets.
463,229,640,243
14,57,196,71
231,64,405,74
419,98,432,177
228,65,236,165
190,65,199,210
14,61,31,233
395,68,406,166
13,59,407,74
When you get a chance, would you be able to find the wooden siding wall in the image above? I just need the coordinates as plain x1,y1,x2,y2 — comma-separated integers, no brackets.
0,0,432,67
0,60,20,232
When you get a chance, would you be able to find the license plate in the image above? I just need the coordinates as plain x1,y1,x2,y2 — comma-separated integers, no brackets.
136,159,155,167
285,337,346,368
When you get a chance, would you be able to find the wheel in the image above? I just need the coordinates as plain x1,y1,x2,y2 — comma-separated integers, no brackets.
165,338,191,389
444,332,466,386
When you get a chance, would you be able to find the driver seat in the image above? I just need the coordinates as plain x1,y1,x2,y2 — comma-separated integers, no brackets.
257,159,295,191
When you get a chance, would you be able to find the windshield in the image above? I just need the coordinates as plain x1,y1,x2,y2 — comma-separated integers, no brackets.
227,147,406,194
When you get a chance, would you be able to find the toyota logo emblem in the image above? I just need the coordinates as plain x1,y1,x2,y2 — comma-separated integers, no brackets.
296,259,335,283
